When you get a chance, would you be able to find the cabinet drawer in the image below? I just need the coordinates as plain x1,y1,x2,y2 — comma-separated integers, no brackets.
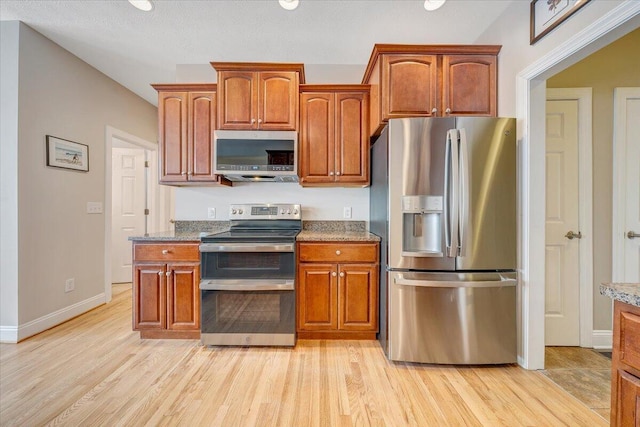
298,243,378,263
134,242,199,262
619,310,640,371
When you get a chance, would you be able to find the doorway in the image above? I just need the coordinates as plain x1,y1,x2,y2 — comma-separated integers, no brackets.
104,126,173,302
544,88,593,347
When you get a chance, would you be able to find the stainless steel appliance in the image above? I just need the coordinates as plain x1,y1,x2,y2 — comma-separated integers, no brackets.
370,117,517,364
199,203,301,346
214,130,298,182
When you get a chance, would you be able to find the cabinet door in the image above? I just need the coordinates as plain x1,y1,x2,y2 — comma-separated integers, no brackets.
166,262,200,330
133,263,166,330
299,92,335,185
157,91,188,182
335,92,369,185
188,91,217,182
258,71,298,131
615,370,640,427
297,263,338,331
337,264,378,331
382,55,438,119
217,71,257,129
442,55,497,117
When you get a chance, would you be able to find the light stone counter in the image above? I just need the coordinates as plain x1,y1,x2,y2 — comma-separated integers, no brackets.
600,283,640,307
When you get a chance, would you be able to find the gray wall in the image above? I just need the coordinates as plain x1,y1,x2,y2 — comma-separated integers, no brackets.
0,22,158,340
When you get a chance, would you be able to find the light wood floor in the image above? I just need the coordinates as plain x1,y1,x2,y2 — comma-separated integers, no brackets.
0,284,608,426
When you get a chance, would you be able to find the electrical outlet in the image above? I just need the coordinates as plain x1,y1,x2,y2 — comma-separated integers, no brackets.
65,278,75,293
86,202,103,214
207,207,216,219
343,207,352,219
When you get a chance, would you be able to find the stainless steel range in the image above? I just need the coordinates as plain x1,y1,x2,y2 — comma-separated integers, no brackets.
199,203,301,346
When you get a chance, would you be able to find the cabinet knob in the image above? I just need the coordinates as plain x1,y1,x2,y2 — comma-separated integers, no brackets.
339,272,345,277
332,272,337,277
258,118,262,124
251,118,256,124
329,172,334,176
181,172,186,176
445,108,452,115
336,172,341,176
335,250,341,255
431,108,437,114
158,271,162,276
162,249,170,255
166,272,170,277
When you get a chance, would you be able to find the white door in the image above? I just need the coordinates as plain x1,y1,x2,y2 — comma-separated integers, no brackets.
545,98,581,346
111,147,147,283
613,87,640,283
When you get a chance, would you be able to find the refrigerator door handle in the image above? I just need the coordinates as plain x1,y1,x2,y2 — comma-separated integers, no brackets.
447,129,460,258
394,274,516,288
458,128,469,257
444,132,452,254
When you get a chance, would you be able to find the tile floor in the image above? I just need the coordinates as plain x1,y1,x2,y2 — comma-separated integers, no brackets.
542,346,612,421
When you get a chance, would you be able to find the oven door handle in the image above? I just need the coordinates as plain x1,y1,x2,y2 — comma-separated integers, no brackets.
199,243,294,253
199,279,295,291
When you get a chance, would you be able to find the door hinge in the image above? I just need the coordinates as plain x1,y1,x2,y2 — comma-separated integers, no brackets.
144,209,150,215
144,161,149,168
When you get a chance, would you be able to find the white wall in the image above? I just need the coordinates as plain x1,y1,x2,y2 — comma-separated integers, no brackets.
0,21,20,332
1,22,158,342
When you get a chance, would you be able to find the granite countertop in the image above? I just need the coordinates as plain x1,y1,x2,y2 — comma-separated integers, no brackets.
600,283,640,307
296,230,380,242
129,221,230,242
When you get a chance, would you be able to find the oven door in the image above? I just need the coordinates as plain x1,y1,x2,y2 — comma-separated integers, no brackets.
199,281,295,346
199,242,295,280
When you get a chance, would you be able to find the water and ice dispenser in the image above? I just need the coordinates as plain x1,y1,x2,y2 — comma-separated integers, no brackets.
401,195,443,257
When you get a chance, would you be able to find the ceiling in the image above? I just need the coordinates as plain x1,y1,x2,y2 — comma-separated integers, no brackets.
0,0,516,105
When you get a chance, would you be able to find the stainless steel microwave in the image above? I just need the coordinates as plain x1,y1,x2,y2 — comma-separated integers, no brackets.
214,130,298,182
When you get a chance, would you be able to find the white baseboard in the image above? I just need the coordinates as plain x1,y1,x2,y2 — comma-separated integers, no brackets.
592,329,613,350
0,293,106,343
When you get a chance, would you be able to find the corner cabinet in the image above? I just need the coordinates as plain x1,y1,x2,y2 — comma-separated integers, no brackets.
211,62,305,131
132,241,200,339
362,45,500,136
610,300,640,426
297,242,379,339
299,85,370,187
152,84,231,186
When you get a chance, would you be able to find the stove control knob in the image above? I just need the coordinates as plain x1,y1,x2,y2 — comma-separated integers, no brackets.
238,209,243,215
286,209,291,214
280,209,285,214
293,209,299,215
231,209,237,215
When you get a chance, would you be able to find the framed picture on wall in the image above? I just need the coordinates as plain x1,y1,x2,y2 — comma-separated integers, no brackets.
530,0,592,45
46,135,89,172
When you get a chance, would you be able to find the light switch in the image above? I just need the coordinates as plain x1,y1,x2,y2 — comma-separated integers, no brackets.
207,207,216,219
87,202,103,214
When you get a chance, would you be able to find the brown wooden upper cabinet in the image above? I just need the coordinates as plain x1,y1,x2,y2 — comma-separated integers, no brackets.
299,85,370,187
362,44,501,136
211,62,305,131
152,84,230,186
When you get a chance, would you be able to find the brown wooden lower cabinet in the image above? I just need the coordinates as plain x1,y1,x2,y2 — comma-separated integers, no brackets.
297,242,379,339
132,241,200,339
611,300,640,426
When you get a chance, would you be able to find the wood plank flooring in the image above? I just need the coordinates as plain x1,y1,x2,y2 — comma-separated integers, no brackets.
0,284,608,426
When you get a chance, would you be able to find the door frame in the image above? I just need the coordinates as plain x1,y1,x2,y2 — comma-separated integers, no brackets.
517,2,639,369
612,87,640,282
104,126,171,302
545,88,594,348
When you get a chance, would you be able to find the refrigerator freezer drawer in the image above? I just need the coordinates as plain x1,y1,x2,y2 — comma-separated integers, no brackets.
387,271,517,364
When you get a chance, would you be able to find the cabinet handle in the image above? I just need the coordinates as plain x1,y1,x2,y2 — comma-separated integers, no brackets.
162,249,170,255
445,108,452,115
336,250,341,255
339,272,344,277
431,108,437,114
332,272,337,277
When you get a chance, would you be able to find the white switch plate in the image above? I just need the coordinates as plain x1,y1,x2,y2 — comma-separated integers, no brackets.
343,207,352,219
86,202,103,214
65,278,75,293
207,207,216,219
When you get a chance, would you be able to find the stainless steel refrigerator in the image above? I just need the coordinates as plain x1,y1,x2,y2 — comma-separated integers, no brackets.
370,117,517,364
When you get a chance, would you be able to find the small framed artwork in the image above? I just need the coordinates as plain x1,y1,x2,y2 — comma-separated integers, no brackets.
530,0,592,45
46,135,89,172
